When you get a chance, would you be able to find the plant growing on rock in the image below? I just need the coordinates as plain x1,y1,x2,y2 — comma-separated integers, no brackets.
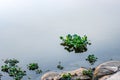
57,61,64,70
1,59,26,80
82,69,93,78
60,34,91,53
61,73,72,80
86,54,98,65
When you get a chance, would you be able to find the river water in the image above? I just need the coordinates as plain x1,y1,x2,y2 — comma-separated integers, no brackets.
0,0,120,80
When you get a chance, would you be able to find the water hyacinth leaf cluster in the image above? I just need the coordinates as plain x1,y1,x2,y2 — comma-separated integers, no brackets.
86,54,98,65
8,67,26,80
60,34,91,53
1,65,9,72
27,63,39,70
4,59,19,66
1,59,26,80
27,63,42,74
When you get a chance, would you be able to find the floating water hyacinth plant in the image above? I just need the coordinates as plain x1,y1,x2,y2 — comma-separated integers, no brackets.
35,69,42,74
1,59,26,80
60,34,91,53
27,63,42,74
4,59,19,66
86,54,98,65
27,63,39,70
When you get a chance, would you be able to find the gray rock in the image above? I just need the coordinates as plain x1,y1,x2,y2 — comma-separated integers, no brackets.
100,71,120,80
62,67,90,80
41,72,59,80
94,61,120,78
99,75,111,80
106,71,120,80
53,76,61,80
41,61,120,80
41,68,91,80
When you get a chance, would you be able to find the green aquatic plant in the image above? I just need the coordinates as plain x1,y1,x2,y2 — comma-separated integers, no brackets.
4,59,19,66
57,61,64,70
1,65,9,72
1,59,43,80
82,69,93,78
27,63,39,70
86,54,98,65
60,34,91,53
35,69,42,74
8,67,26,79
83,55,98,80
1,59,26,80
61,73,72,80
27,63,42,74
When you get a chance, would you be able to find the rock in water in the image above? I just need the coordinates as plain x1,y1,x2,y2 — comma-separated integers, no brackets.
99,75,111,80
41,68,90,80
41,72,59,80
94,61,120,78
106,71,120,80
41,61,120,80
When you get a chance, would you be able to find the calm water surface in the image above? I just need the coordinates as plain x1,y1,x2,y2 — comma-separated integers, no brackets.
0,0,120,80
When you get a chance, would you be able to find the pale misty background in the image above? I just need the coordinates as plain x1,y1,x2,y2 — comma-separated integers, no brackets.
0,0,120,80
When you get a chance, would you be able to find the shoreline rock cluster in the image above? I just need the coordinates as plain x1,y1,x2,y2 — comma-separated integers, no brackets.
41,61,120,80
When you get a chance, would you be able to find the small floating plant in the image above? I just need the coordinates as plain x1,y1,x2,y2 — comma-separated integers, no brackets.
27,63,42,74
57,61,64,70
86,54,98,65
60,34,91,53
27,63,39,70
